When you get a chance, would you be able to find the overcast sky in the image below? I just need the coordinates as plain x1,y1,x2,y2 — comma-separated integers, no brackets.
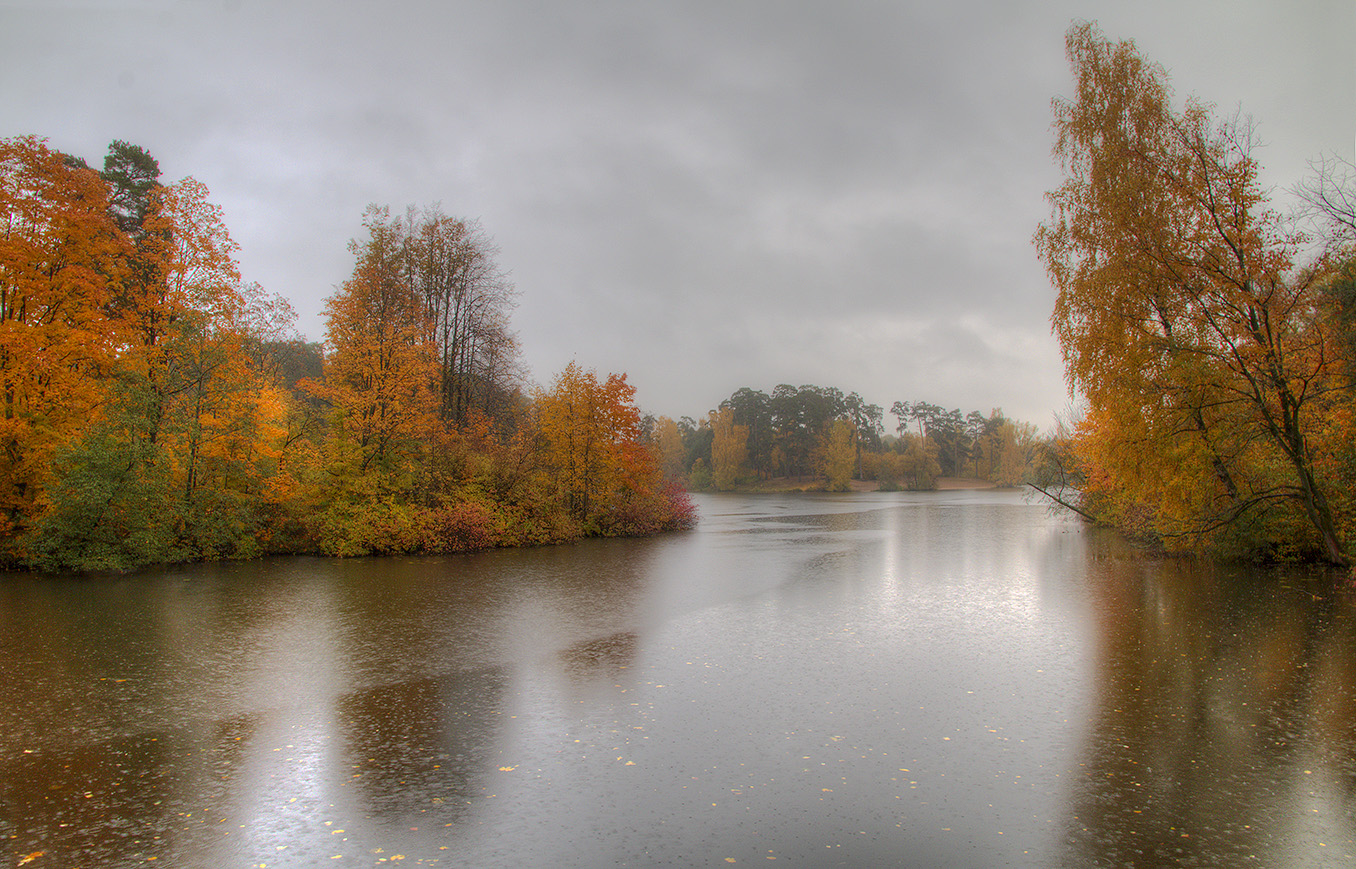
3,0,1351,427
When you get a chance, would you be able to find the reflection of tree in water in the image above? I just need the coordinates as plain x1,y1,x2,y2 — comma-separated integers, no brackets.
557,631,639,684
334,668,507,826
1061,550,1356,867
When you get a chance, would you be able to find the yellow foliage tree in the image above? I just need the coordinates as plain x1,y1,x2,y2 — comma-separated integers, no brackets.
709,407,748,491
898,433,941,491
534,362,649,521
1036,23,1350,562
994,420,1036,488
823,419,855,491
653,415,687,483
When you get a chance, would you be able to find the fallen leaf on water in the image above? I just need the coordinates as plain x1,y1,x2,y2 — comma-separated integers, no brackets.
498,766,517,772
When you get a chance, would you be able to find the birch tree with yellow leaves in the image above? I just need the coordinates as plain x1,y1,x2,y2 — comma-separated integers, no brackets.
1037,23,1352,562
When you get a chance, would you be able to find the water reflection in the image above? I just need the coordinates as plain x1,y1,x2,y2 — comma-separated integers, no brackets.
558,631,640,684
1064,537,1356,866
2,492,1354,866
335,668,509,825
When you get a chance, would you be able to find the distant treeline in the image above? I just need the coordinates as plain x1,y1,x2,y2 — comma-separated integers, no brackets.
1,136,692,572
649,385,1041,492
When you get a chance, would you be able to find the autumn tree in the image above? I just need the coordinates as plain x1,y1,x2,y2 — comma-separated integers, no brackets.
151,180,272,502
0,136,128,558
1036,23,1351,562
309,206,439,489
29,172,295,569
0,136,303,569
993,419,1037,488
653,415,688,483
896,432,941,490
533,362,653,523
709,406,748,491
823,419,856,491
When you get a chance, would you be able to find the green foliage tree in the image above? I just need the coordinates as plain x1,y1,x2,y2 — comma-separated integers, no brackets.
844,392,884,479
101,140,161,237
720,387,773,478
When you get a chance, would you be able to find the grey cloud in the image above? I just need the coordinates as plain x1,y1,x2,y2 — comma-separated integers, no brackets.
1,0,1349,429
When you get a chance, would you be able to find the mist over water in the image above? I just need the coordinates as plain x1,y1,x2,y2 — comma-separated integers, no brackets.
2,490,1352,867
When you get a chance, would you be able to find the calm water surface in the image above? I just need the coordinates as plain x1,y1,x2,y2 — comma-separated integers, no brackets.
2,490,1354,867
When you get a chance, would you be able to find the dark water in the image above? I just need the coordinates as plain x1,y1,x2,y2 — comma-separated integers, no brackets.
2,490,1354,868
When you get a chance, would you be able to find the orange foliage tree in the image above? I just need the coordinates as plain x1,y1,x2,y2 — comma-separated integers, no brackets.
0,136,128,553
533,362,660,524
27,166,296,568
308,207,440,490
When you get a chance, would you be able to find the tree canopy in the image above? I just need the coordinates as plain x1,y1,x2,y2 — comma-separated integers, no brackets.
1036,23,1355,563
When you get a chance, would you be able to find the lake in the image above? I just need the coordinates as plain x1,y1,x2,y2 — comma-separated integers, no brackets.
2,490,1353,867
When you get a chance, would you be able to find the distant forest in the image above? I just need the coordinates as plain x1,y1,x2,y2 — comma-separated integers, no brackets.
661,386,1039,493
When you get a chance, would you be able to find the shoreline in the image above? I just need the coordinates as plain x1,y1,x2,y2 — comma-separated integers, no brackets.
694,477,1004,494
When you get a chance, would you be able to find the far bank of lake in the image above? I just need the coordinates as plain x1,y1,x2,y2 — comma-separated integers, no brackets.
693,475,1001,493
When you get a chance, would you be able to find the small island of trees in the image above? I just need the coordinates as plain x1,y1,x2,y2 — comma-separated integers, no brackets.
2,134,1039,576
0,137,693,572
